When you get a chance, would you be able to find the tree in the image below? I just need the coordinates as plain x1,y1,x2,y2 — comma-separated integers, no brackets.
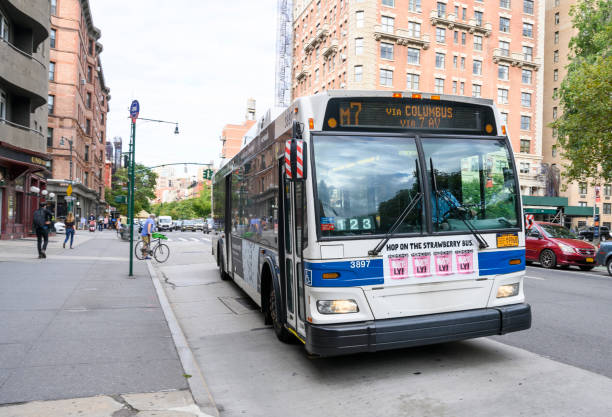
552,0,612,185
151,183,212,219
105,164,157,215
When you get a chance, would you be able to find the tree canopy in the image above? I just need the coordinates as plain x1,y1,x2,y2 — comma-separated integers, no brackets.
552,0,612,184
151,184,211,220
105,164,157,215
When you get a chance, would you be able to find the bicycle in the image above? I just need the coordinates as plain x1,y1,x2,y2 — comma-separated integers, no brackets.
135,232,170,263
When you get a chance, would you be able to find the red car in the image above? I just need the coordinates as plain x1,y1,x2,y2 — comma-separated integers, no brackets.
526,222,597,271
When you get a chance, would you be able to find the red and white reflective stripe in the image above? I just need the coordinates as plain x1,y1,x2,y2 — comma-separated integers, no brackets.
295,140,304,179
525,214,534,229
285,140,292,179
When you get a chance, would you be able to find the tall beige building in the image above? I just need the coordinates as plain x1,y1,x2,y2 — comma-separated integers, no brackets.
292,0,546,196
541,0,609,230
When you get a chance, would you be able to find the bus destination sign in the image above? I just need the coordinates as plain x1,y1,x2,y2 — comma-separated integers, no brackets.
324,98,496,134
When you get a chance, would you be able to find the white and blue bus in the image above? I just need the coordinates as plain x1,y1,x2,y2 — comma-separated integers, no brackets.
212,91,530,356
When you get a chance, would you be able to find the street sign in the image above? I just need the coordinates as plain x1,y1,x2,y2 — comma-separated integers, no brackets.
66,184,73,196
130,100,140,123
525,214,535,230
64,196,75,201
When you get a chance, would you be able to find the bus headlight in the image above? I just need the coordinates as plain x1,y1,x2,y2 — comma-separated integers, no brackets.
316,299,359,314
497,283,519,298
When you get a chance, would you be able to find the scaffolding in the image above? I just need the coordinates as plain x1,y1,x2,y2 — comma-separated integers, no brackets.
275,0,293,107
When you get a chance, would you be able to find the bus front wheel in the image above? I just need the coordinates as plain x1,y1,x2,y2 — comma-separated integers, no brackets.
218,246,230,281
269,283,292,343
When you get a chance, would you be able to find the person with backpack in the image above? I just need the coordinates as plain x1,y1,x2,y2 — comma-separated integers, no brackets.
33,202,53,259
63,212,76,249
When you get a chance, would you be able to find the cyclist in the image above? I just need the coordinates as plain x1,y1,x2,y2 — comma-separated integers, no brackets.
141,214,156,259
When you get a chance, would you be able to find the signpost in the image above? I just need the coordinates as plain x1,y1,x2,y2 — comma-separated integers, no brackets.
66,184,72,196
128,100,139,277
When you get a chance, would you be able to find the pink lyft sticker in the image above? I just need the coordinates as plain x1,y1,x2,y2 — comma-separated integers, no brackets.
388,256,409,280
455,251,474,274
434,252,453,276
412,254,431,277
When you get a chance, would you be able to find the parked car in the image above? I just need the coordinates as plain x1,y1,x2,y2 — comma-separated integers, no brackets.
526,222,598,270
54,222,65,233
193,219,205,232
203,218,214,234
181,220,195,232
595,242,612,276
157,215,173,231
173,220,182,231
578,226,610,241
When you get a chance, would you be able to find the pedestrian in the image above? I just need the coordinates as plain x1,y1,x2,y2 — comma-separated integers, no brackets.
141,213,156,260
80,215,86,230
104,216,109,230
97,215,103,231
32,202,53,259
63,212,76,249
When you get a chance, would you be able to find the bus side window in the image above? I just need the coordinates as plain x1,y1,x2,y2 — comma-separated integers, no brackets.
285,183,292,254
295,182,308,255
297,262,304,321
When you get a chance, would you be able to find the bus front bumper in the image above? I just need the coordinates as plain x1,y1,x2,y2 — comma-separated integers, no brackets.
305,303,531,357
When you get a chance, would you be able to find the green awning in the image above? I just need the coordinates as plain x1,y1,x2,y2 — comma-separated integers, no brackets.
522,195,569,207
524,208,558,214
564,206,598,216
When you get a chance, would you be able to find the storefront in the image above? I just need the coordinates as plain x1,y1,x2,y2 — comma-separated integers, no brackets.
0,142,50,239
46,179,106,225
521,196,598,230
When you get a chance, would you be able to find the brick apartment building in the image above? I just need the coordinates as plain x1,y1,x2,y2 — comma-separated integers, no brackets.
219,98,257,162
292,0,546,196
46,0,110,220
0,0,50,239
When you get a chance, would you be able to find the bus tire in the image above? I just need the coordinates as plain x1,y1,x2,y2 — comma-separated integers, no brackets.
218,244,230,281
262,267,292,343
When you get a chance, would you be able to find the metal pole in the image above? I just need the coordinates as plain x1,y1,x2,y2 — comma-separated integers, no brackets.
128,121,136,277
68,140,73,214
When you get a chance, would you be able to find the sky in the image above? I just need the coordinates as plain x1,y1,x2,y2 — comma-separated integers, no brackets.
89,0,278,175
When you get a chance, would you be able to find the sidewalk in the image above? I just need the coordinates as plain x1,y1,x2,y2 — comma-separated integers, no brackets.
0,231,207,415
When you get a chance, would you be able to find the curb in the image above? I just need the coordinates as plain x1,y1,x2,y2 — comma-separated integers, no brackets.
146,260,219,417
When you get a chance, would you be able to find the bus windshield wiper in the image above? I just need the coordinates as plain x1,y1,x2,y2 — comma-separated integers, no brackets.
368,192,423,256
430,158,489,250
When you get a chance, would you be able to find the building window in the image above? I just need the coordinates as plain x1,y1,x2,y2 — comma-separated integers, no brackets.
437,2,446,18
87,66,93,83
50,0,57,15
474,35,482,51
407,22,421,37
499,40,510,56
84,172,89,187
460,56,465,70
603,184,611,197
436,27,446,43
460,82,465,95
472,84,481,98
500,112,508,125
47,128,54,147
461,32,466,45
522,69,532,84
435,52,445,69
86,92,92,109
475,11,483,26
452,81,457,94
498,64,509,80
48,95,55,114
380,69,393,86
520,115,531,130
0,89,6,120
473,60,482,75
50,29,56,48
555,12,559,25
356,11,364,28
524,0,534,14
381,42,394,59
407,73,420,90
434,78,444,93
49,62,56,81
408,0,421,12
521,92,532,107
553,69,559,81
603,203,611,215
553,107,558,119
85,145,90,162
381,16,394,33
355,38,363,55
552,127,558,137
554,31,559,44
578,201,587,207
86,118,91,135
315,68,319,82
523,46,533,61
552,145,557,157
500,0,511,9
407,47,420,64
579,182,587,195
520,162,530,174
498,88,508,104
523,23,533,37
520,139,531,153
553,87,558,98
454,30,458,43
453,55,457,68
500,17,511,33
0,13,9,41
382,0,394,6
553,50,559,62
354,65,363,82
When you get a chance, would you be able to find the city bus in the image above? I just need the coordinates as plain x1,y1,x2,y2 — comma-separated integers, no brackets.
212,91,531,356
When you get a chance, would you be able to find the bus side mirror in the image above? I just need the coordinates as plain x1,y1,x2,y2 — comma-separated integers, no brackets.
285,139,307,182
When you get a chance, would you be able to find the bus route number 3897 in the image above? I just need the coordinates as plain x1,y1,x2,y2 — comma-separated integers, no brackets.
350,260,371,269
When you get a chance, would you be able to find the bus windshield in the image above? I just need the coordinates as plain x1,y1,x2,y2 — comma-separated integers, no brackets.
313,135,519,238
313,135,423,238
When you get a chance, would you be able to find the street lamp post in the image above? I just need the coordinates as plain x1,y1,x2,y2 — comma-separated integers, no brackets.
127,101,179,277
59,137,74,213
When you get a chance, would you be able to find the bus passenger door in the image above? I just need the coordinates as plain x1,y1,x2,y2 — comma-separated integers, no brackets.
280,173,297,332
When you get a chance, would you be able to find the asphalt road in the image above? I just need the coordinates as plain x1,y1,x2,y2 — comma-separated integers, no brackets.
154,235,612,416
492,264,612,378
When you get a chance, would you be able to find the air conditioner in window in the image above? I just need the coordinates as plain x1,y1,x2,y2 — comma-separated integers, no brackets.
81,79,86,85
340,83,346,89
341,54,347,61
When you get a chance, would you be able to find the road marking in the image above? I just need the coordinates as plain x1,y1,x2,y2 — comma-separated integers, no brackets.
190,238,199,242
179,238,187,242
524,275,545,281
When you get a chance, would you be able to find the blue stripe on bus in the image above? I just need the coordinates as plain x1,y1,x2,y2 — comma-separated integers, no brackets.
478,249,525,276
305,249,525,288
305,260,384,287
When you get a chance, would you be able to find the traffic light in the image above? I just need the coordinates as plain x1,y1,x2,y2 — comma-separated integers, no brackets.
202,168,214,180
